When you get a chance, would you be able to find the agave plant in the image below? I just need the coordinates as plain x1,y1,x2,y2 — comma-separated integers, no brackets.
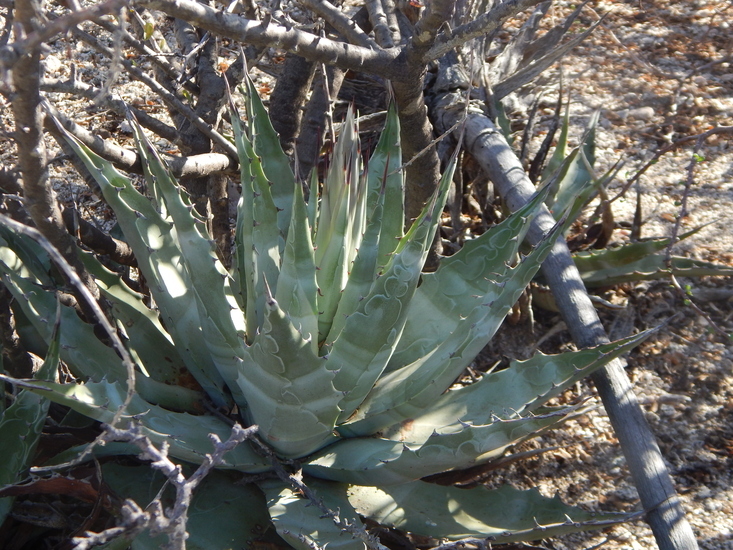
534,108,733,289
0,78,649,549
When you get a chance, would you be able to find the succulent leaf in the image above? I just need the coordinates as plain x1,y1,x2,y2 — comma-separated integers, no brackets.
0,320,58,523
327,153,456,423
275,182,319,353
231,101,282,339
77,251,190,386
22,379,269,471
541,101,571,185
261,478,367,550
0,263,124,381
345,331,650,440
378,408,576,480
57,127,230,407
241,76,296,242
129,121,249,407
345,195,561,435
314,109,364,343
307,409,576,485
303,438,409,485
0,93,662,548
237,292,341,458
388,186,549,371
575,248,733,286
365,103,404,266
348,482,633,541
130,121,245,352
325,173,386,345
0,224,54,286
0,266,203,412
544,111,599,219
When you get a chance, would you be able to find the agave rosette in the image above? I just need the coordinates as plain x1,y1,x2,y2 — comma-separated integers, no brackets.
0,78,647,549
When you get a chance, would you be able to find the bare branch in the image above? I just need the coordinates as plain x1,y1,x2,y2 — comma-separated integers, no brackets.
493,17,602,101
300,0,379,50
92,15,199,96
70,25,238,157
366,0,397,48
425,0,544,62
389,0,458,264
0,0,129,69
609,125,733,204
40,77,185,148
61,207,137,267
72,422,258,550
138,0,403,79
11,0,104,330
44,100,235,178
664,127,733,339
429,66,699,548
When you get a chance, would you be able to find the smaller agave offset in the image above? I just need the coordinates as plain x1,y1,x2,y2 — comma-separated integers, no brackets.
0,77,648,549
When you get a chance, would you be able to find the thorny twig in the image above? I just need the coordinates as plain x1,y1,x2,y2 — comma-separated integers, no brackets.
664,127,733,339
608,125,733,205
0,0,129,69
389,114,465,176
97,5,127,101
72,422,258,550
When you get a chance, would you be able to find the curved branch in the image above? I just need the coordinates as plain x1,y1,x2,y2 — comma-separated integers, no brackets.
44,102,235,178
300,0,379,50
138,0,404,79
12,0,101,313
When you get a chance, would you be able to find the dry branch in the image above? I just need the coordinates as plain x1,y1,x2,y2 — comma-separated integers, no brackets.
44,102,235,178
425,0,544,62
138,0,402,79
430,74,699,549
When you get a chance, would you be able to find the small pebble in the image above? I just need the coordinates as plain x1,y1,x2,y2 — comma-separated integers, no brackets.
42,54,62,74
627,106,655,121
